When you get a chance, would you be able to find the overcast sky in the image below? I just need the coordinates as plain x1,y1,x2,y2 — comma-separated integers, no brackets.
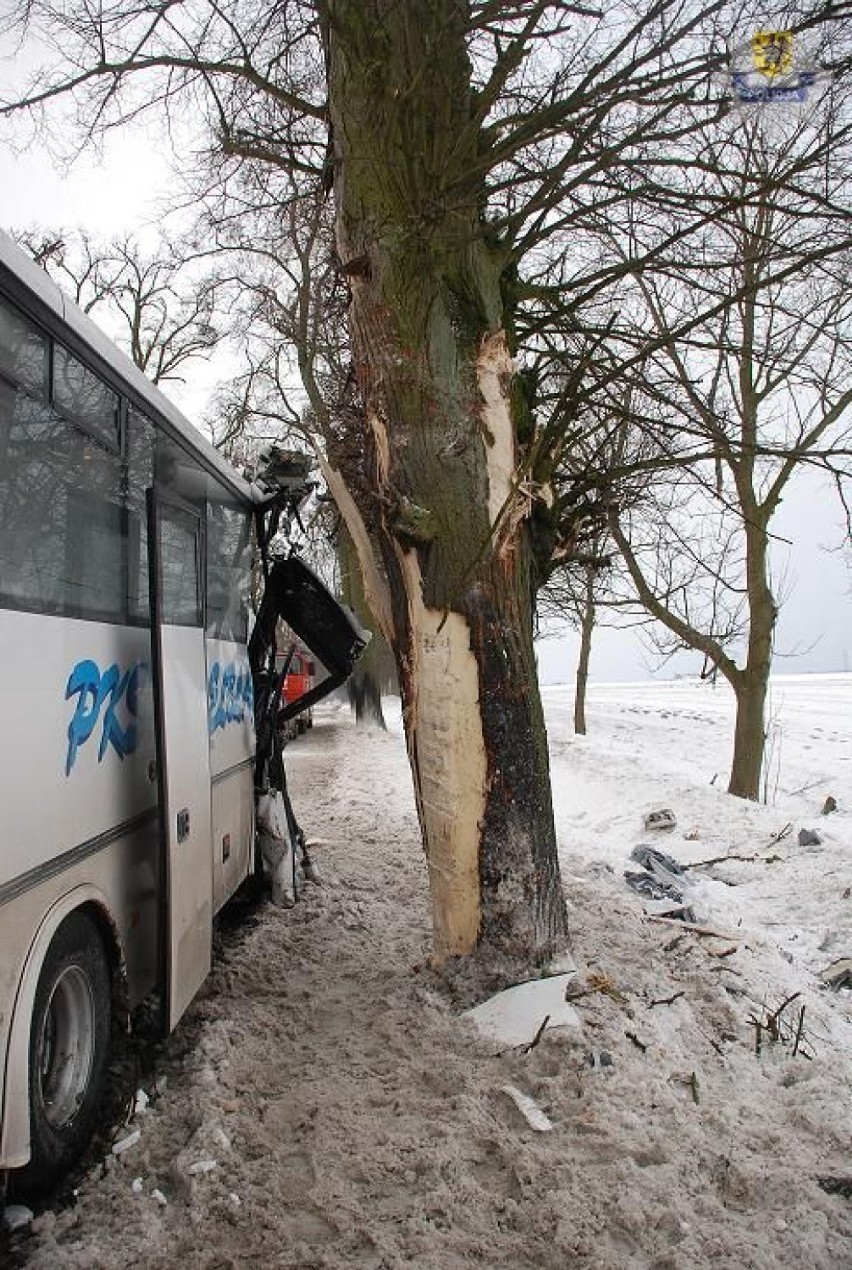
1,83,850,686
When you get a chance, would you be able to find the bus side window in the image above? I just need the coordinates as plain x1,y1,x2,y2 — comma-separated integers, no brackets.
53,344,120,452
159,508,202,627
0,303,127,621
206,495,252,643
0,296,48,397
64,489,127,621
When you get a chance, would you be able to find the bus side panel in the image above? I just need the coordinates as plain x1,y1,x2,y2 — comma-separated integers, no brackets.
0,610,156,889
206,638,255,913
210,771,255,913
156,623,213,1032
0,609,159,1168
0,826,158,1168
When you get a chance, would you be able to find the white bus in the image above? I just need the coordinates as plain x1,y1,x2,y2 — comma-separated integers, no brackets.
0,233,363,1199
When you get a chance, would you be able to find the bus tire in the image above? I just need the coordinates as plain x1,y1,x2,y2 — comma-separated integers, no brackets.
18,911,112,1198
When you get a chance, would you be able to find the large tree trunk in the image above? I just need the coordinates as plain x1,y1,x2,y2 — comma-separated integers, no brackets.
574,567,596,735
325,0,568,964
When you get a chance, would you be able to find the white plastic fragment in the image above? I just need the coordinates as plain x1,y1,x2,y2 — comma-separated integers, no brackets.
2,1204,34,1232
151,1188,168,1206
462,974,582,1048
131,1178,144,1194
210,1126,231,1151
112,1129,141,1155
134,1088,150,1114
644,807,677,831
188,1159,218,1175
257,791,297,907
229,1193,242,1207
501,1084,554,1132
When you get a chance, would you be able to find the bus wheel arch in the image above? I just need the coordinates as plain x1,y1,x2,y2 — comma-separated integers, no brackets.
1,887,126,1194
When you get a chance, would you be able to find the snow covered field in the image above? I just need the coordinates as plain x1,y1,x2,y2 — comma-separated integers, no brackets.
7,674,852,1268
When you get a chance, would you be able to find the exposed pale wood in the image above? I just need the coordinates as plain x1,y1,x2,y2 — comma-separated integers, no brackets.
400,551,486,960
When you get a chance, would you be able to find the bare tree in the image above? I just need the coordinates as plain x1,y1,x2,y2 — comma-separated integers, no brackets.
539,542,612,735
590,113,852,799
15,228,225,384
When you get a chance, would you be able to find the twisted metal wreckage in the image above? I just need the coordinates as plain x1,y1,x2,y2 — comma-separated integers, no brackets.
249,448,369,903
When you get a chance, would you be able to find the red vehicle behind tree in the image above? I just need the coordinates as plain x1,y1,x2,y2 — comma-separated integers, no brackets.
276,642,316,739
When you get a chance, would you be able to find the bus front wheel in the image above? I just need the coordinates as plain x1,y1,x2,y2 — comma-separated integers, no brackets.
18,911,112,1198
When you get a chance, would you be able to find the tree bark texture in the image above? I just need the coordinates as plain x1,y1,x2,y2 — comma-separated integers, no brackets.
325,0,568,962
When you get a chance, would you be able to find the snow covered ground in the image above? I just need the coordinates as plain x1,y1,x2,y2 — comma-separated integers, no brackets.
7,674,852,1268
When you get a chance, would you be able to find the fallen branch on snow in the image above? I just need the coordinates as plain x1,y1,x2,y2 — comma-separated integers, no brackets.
647,991,686,1009
649,916,741,941
684,851,782,870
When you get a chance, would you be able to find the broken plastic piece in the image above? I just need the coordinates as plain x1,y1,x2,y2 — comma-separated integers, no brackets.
819,958,852,990
112,1129,141,1156
624,870,684,904
644,808,677,831
462,974,582,1048
2,1204,33,1233
631,845,687,889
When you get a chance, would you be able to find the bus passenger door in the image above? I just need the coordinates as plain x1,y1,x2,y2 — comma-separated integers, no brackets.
147,492,214,1032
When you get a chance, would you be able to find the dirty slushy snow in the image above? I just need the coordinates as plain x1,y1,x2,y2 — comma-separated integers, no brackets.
10,675,852,1268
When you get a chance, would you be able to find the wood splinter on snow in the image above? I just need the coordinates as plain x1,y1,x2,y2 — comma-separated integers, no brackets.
501,1085,554,1132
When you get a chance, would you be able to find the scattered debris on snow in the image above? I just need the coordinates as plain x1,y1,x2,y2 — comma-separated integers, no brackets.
257,789,299,906
644,807,677,831
818,1176,852,1198
798,827,822,846
819,958,852,990
589,1048,614,1070
210,1126,231,1152
501,1084,554,1131
462,973,582,1048
2,1204,33,1233
111,1129,141,1156
624,844,696,921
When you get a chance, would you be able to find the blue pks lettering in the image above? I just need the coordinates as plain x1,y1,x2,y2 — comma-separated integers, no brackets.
208,661,254,734
65,659,148,776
